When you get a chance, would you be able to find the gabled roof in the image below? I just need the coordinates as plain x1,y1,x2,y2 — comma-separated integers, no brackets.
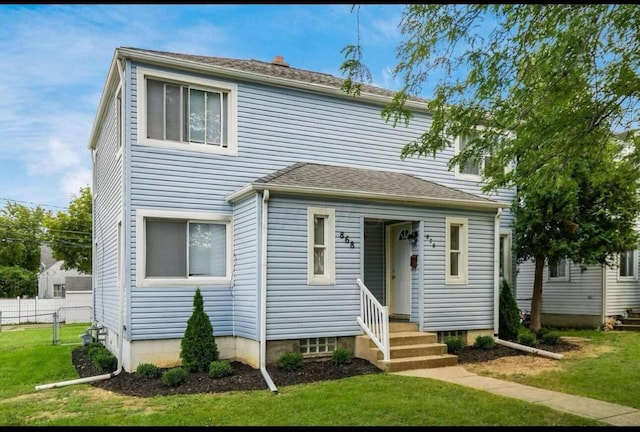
227,162,506,211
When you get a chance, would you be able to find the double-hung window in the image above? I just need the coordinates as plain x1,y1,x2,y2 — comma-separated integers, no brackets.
307,207,335,285
136,209,232,287
548,258,570,281
446,217,468,284
619,250,637,281
137,67,237,154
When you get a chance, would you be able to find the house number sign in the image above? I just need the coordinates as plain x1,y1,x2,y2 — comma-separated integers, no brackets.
339,232,355,248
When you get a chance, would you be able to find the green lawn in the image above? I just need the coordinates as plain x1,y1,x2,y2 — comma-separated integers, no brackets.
1,323,636,426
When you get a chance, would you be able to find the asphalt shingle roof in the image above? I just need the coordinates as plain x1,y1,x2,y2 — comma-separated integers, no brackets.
253,162,498,205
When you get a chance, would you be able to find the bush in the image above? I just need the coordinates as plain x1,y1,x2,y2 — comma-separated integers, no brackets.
542,331,561,345
499,279,521,341
518,330,537,347
87,342,106,361
331,348,353,365
180,288,219,373
277,351,304,371
444,336,464,354
473,335,496,349
0,266,37,298
209,360,233,378
136,363,160,380
161,367,188,387
92,351,117,372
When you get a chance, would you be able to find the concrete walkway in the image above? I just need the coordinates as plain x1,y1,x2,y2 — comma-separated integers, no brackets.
393,366,640,426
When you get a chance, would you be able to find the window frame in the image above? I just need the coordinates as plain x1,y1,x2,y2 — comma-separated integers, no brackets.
547,258,570,282
135,209,232,287
53,283,65,298
136,67,238,155
618,250,638,281
445,217,468,285
499,229,512,285
307,207,335,285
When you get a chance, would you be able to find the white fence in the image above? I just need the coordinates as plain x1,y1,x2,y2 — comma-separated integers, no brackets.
0,293,92,325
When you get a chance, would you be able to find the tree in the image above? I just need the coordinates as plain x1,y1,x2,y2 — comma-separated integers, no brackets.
0,202,48,271
341,5,640,331
44,186,93,274
180,288,219,372
498,279,520,341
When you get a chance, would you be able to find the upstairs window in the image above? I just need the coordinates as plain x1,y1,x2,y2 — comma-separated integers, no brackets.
137,67,237,155
548,258,570,282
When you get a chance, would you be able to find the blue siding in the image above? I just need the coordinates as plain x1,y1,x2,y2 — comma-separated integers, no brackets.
266,196,496,340
113,60,512,341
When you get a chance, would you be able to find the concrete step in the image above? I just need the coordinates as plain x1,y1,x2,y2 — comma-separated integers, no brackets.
613,324,640,332
389,321,419,332
619,317,640,325
375,353,458,372
375,342,448,360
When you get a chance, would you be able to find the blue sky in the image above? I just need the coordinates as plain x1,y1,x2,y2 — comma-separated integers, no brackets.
0,4,410,211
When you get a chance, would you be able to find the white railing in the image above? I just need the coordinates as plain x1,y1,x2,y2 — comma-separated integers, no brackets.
356,278,390,362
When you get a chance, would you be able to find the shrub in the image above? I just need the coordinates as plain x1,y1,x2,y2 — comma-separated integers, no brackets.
277,351,304,371
92,351,117,372
209,360,233,378
0,266,37,298
180,288,219,373
136,363,160,380
499,279,520,341
542,331,561,345
444,336,464,354
518,330,537,347
161,367,188,387
473,335,496,349
331,348,353,365
87,343,106,361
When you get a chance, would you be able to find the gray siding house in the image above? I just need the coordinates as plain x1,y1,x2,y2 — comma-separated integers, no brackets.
88,47,515,374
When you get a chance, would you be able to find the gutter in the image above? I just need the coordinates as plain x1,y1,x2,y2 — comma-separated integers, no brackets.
493,208,502,337
494,338,563,360
260,190,278,393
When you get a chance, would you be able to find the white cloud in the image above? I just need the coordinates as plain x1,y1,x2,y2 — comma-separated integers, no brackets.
61,167,92,199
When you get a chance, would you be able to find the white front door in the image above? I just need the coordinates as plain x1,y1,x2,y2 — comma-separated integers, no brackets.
390,223,412,316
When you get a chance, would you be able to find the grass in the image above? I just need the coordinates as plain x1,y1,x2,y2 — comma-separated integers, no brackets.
1,323,635,426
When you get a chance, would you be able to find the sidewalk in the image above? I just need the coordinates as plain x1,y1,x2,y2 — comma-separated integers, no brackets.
393,366,640,426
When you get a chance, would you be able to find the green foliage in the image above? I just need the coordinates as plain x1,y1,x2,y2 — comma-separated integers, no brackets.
331,348,353,365
92,351,117,372
499,279,521,341
180,288,218,372
518,330,538,348
87,343,106,361
136,363,160,380
341,5,640,333
541,331,560,346
277,351,304,371
0,266,37,298
209,360,233,378
44,186,92,274
0,202,49,272
473,335,496,350
161,367,188,387
444,336,464,354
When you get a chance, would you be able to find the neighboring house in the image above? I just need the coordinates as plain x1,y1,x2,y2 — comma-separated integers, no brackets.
88,47,516,374
38,244,91,299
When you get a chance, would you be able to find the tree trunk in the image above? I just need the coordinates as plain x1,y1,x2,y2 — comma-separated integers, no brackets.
530,255,545,332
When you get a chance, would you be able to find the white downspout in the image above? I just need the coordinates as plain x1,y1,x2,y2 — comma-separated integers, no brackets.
493,207,502,337
601,263,607,325
260,190,278,393
35,57,127,391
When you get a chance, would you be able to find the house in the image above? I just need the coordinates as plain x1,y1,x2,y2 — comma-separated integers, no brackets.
88,47,516,375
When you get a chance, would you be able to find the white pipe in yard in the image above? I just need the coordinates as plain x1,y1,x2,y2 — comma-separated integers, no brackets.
494,338,564,360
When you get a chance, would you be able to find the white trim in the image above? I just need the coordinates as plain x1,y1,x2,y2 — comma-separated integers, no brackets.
307,207,335,285
445,217,468,285
136,66,238,156
135,209,233,287
617,250,638,282
546,258,570,282
499,228,512,285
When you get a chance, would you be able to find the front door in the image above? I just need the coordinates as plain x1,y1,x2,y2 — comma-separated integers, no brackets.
390,223,412,316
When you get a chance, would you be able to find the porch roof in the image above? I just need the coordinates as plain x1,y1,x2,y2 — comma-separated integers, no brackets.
226,162,508,211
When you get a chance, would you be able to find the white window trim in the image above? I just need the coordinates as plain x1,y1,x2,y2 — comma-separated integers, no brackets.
116,85,123,161
546,259,570,282
445,217,468,285
136,66,238,155
617,250,638,282
500,229,512,285
135,209,233,287
307,207,335,285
